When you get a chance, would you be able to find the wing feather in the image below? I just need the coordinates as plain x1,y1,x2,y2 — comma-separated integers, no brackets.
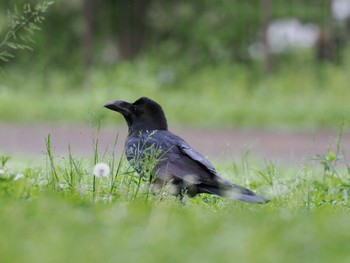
178,143,218,176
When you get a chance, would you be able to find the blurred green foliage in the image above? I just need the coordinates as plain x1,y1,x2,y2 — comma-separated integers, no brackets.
0,0,334,69
148,0,330,64
1,48,350,128
0,0,349,128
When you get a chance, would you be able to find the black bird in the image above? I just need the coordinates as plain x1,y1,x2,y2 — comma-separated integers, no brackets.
104,97,269,203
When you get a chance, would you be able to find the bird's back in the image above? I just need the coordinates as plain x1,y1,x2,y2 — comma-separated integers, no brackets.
125,129,233,194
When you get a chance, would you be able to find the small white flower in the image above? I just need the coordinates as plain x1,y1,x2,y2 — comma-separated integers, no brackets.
0,169,5,175
93,163,110,178
14,173,24,181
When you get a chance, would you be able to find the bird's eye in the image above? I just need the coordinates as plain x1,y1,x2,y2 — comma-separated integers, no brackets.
132,106,139,113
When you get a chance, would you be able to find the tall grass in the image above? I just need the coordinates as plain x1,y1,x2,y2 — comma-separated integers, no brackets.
1,123,349,205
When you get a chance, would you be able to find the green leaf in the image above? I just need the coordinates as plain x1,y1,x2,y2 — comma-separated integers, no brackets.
6,42,18,49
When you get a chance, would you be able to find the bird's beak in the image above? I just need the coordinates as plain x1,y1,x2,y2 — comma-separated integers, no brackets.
104,100,131,116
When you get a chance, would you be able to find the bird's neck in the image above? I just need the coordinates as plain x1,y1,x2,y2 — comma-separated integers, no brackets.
128,120,168,136
129,127,167,137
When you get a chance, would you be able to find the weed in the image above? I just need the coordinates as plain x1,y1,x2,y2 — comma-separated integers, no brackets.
0,1,53,68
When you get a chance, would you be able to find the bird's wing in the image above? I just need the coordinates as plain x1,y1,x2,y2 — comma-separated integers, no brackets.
177,142,219,176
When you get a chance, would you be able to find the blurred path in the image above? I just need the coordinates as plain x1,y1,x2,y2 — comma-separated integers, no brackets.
1,124,349,165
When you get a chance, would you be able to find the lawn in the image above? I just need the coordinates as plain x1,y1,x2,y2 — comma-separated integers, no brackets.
1,131,349,263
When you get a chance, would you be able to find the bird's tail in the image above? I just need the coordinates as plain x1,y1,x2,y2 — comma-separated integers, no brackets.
199,184,269,204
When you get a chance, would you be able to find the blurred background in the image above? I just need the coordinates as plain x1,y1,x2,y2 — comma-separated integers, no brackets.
1,0,350,129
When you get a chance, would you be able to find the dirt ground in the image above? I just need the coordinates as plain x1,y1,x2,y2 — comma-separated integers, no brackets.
1,123,349,165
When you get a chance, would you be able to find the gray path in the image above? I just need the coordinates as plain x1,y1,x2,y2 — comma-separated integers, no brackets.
1,123,349,165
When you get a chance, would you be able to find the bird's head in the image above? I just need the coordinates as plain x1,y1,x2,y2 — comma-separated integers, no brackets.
104,97,168,132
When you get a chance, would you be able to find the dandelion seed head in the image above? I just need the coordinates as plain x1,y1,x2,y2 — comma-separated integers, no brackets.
93,163,110,178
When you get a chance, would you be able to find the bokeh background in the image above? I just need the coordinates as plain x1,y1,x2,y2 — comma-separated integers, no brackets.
1,0,350,129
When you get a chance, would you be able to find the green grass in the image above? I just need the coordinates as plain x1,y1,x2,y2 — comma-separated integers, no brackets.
1,49,350,129
1,130,350,263
1,196,350,263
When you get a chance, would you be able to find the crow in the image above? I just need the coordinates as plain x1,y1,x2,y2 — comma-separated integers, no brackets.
104,97,269,203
